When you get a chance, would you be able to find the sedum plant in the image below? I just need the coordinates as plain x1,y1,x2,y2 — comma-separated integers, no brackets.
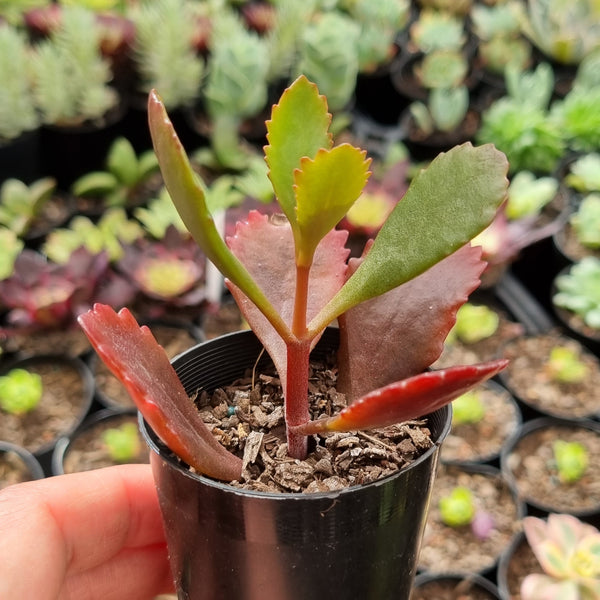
102,422,142,463
0,177,57,238
505,171,559,220
409,86,469,135
29,5,118,125
546,345,589,384
0,23,40,141
439,486,476,527
521,514,600,600
477,63,565,174
130,0,204,110
78,76,509,481
553,257,600,329
552,440,589,484
447,302,500,345
0,368,43,416
414,50,469,89
409,9,466,53
202,9,271,170
569,194,600,249
295,10,360,113
518,0,600,65
565,154,600,193
70,136,159,209
451,390,486,425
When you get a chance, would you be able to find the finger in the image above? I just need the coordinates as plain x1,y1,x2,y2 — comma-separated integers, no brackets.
0,464,173,599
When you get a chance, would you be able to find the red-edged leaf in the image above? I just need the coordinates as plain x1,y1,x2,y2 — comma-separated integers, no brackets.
226,210,349,394
290,359,508,435
77,304,242,481
337,244,486,402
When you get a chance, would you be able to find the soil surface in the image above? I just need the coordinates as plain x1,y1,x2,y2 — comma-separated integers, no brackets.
500,331,600,419
418,464,523,575
0,359,91,454
0,327,91,358
503,422,600,514
441,382,520,464
61,413,149,474
191,354,436,493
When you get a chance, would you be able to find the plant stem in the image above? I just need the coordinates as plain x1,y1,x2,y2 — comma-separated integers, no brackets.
286,264,311,459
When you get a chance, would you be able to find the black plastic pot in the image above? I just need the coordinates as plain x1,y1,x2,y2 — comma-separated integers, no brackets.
412,571,502,599
141,328,452,600
0,440,45,489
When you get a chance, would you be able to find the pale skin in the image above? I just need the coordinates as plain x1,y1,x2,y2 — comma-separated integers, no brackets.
0,464,174,599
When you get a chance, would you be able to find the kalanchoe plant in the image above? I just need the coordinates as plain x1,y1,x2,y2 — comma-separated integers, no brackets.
553,257,600,330
70,136,160,209
0,368,43,416
102,421,142,463
546,345,590,384
78,76,509,481
552,440,589,484
570,194,600,249
521,514,600,600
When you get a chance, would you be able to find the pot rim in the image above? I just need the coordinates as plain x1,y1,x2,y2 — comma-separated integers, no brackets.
140,328,452,500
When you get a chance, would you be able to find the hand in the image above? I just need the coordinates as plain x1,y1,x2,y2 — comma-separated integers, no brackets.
0,463,174,600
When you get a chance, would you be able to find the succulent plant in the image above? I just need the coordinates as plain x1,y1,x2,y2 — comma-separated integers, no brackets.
476,64,565,174
546,345,590,384
295,10,360,113
133,188,187,240
553,256,600,329
70,136,160,208
102,421,142,463
0,22,40,141
569,194,600,249
521,513,600,600
505,171,559,220
130,0,204,110
29,5,118,125
447,302,500,345
0,0,49,26
553,439,589,485
201,9,271,170
43,208,143,264
0,247,131,333
0,228,24,281
439,486,476,527
414,49,469,89
0,368,43,416
409,9,466,53
0,177,57,237
451,390,486,425
77,76,509,480
409,85,470,135
115,225,207,316
550,84,600,154
518,0,600,65
345,0,410,73
565,154,600,193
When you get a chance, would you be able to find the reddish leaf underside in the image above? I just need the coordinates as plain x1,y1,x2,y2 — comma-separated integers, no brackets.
226,210,349,394
337,244,486,401
290,359,509,435
77,304,242,481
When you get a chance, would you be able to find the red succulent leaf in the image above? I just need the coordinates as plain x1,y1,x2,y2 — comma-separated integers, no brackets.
291,359,508,435
77,304,242,481
226,210,349,393
337,243,486,401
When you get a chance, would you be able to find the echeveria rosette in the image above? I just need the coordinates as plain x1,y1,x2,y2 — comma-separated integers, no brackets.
78,75,510,479
521,514,600,600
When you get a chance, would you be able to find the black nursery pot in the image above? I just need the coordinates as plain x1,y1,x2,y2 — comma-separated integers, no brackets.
141,328,452,600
